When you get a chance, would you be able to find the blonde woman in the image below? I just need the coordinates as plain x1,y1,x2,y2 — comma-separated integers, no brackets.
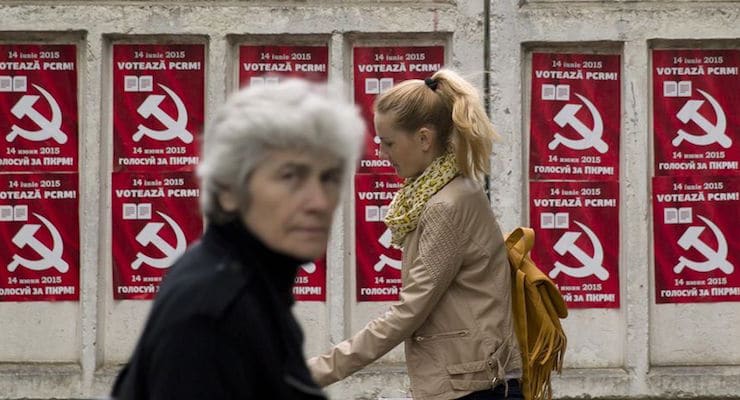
309,69,522,400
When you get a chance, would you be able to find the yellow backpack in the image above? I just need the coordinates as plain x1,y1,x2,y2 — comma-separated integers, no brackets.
505,227,568,400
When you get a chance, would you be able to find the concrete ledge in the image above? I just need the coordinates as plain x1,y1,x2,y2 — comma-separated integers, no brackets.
647,365,740,398
332,366,634,400
326,363,411,400
547,366,740,399
2,363,739,399
552,368,631,398
0,363,81,399
328,365,740,399
92,365,121,397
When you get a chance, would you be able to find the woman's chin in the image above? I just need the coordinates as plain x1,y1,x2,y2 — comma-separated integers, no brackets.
282,241,326,261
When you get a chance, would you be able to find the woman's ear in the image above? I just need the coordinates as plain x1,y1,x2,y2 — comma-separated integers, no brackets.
217,190,239,212
417,126,435,152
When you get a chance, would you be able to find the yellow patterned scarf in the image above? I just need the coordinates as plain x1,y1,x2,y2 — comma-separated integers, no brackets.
384,152,459,248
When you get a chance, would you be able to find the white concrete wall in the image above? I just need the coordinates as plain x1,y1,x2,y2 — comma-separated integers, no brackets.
490,1,740,399
0,1,483,399
0,1,738,399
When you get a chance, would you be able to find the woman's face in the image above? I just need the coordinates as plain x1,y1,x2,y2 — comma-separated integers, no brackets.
220,149,344,260
374,112,436,179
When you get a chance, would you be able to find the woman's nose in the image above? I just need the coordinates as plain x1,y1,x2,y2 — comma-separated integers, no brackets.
304,180,334,212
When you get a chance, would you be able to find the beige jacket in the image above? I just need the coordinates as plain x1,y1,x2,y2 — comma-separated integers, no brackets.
308,176,521,400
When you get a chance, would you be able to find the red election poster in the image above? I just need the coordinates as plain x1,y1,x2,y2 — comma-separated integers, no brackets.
653,49,740,176
293,257,326,302
530,53,620,181
354,46,445,174
0,44,78,173
239,45,328,87
529,181,620,308
653,176,740,303
111,171,202,299
239,44,330,302
356,173,403,301
112,44,205,172
0,173,79,301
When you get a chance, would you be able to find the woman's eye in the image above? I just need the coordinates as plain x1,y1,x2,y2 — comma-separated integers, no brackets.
279,171,297,181
320,167,342,184
324,172,342,184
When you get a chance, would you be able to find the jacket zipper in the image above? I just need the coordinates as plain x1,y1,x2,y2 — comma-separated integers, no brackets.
414,329,469,342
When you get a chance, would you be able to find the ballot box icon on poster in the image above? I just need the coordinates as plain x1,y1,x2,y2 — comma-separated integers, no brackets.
249,76,280,87
365,77,394,95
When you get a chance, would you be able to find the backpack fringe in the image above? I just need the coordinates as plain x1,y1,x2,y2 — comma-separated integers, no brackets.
526,318,567,400
506,227,568,400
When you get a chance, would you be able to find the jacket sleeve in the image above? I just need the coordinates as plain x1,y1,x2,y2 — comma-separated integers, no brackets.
308,202,465,387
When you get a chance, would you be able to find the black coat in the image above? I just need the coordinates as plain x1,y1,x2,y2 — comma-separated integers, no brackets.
112,221,327,400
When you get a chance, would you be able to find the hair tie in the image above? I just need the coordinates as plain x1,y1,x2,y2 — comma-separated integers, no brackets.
424,77,438,91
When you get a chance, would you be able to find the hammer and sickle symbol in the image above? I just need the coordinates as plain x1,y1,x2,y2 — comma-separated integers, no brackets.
373,228,402,272
131,211,187,270
550,220,609,281
672,89,730,149
674,215,733,275
6,84,68,144
133,83,193,144
548,93,608,154
7,213,68,273
300,262,317,274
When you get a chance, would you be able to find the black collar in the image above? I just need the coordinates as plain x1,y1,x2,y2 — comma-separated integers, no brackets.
202,220,305,305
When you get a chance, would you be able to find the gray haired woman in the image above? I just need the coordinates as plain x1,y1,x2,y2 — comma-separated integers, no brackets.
112,79,364,400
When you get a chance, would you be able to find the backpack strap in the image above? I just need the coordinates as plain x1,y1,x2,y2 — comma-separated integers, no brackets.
506,227,567,318
505,227,531,399
505,227,534,267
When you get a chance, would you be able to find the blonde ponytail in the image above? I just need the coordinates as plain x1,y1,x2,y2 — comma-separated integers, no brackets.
374,68,497,182
431,69,498,182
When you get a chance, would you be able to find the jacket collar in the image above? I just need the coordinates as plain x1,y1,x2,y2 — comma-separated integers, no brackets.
202,220,304,305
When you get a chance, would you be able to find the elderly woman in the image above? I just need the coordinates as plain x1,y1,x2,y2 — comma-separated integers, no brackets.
111,79,364,400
